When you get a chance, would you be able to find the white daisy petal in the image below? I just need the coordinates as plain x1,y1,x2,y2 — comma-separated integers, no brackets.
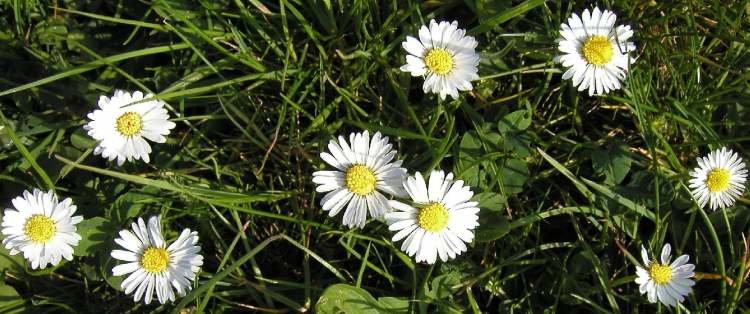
556,7,635,95
312,131,407,229
385,170,479,264
427,170,445,202
85,90,176,165
689,147,747,210
634,243,694,307
110,215,203,305
641,245,650,265
670,254,689,268
660,243,671,265
400,19,479,99
112,262,141,276
1,189,82,269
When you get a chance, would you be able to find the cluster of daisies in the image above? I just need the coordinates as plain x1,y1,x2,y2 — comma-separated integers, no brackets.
0,5,746,309
2,91,201,305
2,190,203,305
401,8,634,99
312,131,480,264
323,7,747,309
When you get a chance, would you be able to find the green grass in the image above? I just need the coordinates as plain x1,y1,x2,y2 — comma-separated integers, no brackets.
1,0,750,312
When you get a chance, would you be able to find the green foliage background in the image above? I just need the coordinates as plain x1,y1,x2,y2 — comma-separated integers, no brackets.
1,0,750,312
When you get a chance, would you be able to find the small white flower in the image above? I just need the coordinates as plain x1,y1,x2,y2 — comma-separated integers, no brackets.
400,19,480,100
111,215,203,305
385,170,479,264
557,7,636,96
312,131,407,229
1,189,82,269
635,243,695,307
84,90,176,165
688,147,747,210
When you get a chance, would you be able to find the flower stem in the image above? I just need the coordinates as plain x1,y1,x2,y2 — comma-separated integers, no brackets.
698,206,726,309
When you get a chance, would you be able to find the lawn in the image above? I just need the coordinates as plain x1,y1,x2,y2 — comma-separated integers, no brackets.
1,0,750,312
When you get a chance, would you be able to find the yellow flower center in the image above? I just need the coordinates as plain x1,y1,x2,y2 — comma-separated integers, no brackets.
581,35,614,66
140,247,170,273
417,202,449,232
345,164,377,196
423,48,454,75
706,168,731,193
23,214,56,243
649,263,673,285
116,112,143,137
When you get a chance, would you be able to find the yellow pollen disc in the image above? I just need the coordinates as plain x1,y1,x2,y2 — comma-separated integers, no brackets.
649,263,673,285
417,202,449,232
581,35,614,66
345,164,377,196
140,247,170,273
423,48,454,75
24,215,56,243
116,112,143,137
706,168,731,193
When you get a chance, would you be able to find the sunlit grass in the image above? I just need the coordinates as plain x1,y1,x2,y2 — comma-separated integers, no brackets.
0,0,749,312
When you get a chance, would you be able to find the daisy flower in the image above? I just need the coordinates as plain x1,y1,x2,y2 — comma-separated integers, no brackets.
688,147,747,210
385,170,479,264
84,90,176,165
111,215,203,305
312,131,407,229
400,19,480,100
1,189,82,269
557,7,636,96
635,243,695,307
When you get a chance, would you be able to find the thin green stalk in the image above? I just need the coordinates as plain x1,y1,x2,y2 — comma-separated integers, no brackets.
418,264,435,314
699,206,727,308
727,250,746,314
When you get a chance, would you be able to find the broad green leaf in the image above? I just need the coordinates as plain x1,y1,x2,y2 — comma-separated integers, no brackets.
459,131,483,158
109,192,150,224
73,217,111,257
457,131,485,187
456,128,503,189
500,159,530,195
316,284,380,313
475,192,509,242
503,131,533,157
80,263,101,282
427,272,462,300
475,79,500,98
475,211,510,242
474,192,506,211
591,143,633,185
0,283,25,314
102,255,124,292
0,249,25,274
498,110,531,134
376,297,409,313
315,284,408,314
